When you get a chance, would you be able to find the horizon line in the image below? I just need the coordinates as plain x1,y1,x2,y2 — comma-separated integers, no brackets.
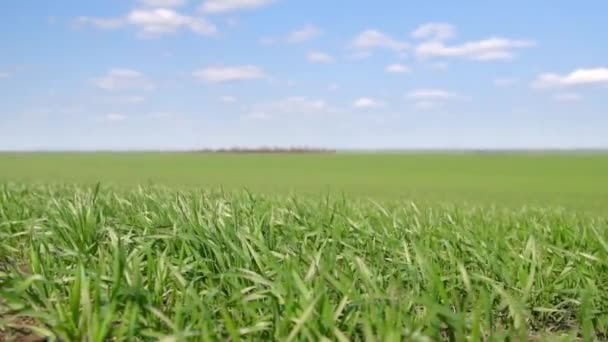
2,147,608,154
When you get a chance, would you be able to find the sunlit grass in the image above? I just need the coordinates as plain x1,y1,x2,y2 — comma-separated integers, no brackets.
1,183,607,340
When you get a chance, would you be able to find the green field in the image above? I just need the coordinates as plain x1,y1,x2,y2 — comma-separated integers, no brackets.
1,153,608,340
1,153,607,210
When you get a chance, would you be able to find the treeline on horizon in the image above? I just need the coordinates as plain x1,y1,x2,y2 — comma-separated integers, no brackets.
195,146,337,154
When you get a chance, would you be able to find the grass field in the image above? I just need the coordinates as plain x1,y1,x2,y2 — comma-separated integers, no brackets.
1,153,607,210
1,153,608,340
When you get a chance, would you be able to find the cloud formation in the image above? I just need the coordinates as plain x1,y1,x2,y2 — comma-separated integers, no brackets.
407,89,463,100
416,38,535,61
104,113,127,122
351,29,408,53
138,0,187,8
287,25,322,43
261,25,322,45
385,64,410,74
244,96,337,120
93,69,154,91
200,0,275,14
220,95,237,103
407,88,468,110
411,22,456,41
353,97,385,109
307,51,334,64
533,68,608,89
194,65,266,83
78,8,216,37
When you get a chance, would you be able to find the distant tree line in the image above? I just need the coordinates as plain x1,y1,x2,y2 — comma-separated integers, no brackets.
196,147,337,154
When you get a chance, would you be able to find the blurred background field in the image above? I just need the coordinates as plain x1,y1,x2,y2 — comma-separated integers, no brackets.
1,152,607,211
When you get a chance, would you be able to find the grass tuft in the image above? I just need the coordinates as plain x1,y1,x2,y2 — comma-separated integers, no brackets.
1,183,607,340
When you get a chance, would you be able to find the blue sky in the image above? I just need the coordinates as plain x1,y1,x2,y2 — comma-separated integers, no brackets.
1,0,607,150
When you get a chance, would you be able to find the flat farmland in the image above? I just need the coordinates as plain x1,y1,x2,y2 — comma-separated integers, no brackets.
2,153,608,340
1,153,607,210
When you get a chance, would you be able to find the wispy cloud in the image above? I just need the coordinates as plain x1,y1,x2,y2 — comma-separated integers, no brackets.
351,29,408,56
411,22,456,41
307,51,334,64
93,69,154,91
287,25,322,43
104,113,127,122
353,97,385,109
416,37,535,61
127,8,216,37
411,22,534,61
107,95,146,104
385,64,410,74
407,89,464,100
193,65,266,83
533,67,608,89
200,0,275,14
220,95,237,103
77,8,216,38
76,17,124,30
407,88,468,110
138,0,187,8
261,24,322,45
244,96,338,120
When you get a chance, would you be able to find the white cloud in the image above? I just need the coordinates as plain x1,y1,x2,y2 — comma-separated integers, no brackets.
104,113,127,122
193,65,266,83
493,78,518,87
220,95,237,103
78,9,216,37
76,17,125,30
351,29,408,53
353,97,385,109
411,22,456,41
533,68,608,89
244,96,337,120
407,89,463,100
93,69,154,91
385,63,410,74
327,83,339,91
139,0,187,7
287,25,322,43
407,88,468,110
416,38,535,61
127,8,216,37
307,51,334,64
261,25,322,45
554,92,583,102
201,0,275,14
